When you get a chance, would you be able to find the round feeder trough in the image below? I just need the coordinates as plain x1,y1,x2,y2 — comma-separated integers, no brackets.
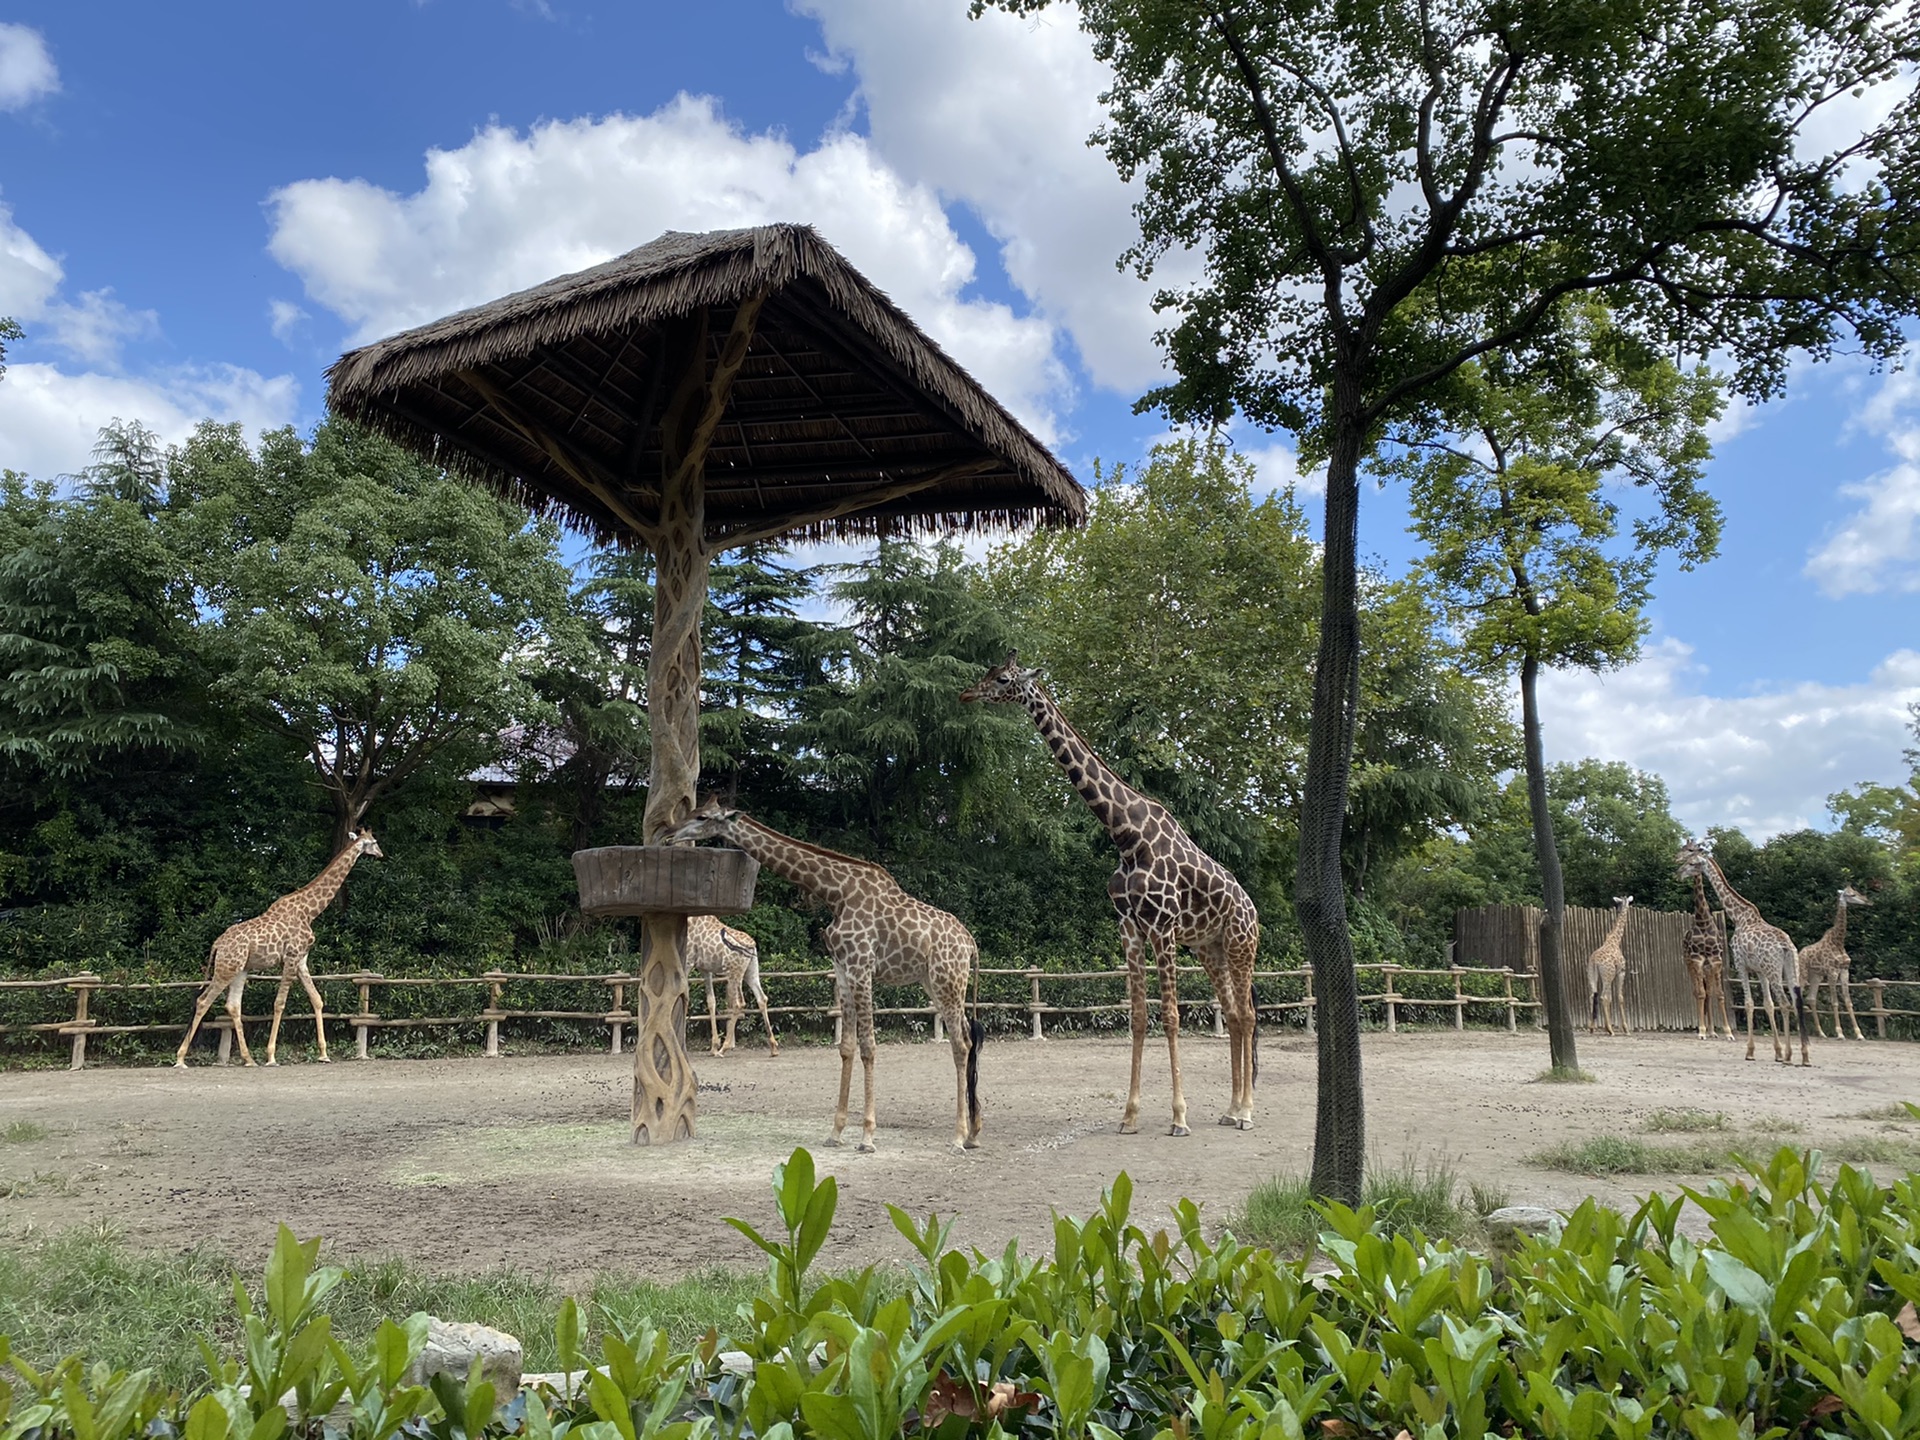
573,845,758,917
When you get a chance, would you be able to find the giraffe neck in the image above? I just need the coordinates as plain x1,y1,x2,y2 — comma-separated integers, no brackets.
1692,875,1712,926
1695,856,1762,930
278,843,363,921
1019,683,1146,841
1606,905,1631,943
1829,894,1849,947
728,816,878,905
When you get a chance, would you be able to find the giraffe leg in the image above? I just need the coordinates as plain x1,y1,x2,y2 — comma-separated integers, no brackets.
1792,982,1812,1067
1119,920,1147,1135
1762,978,1787,1063
1839,969,1864,1040
723,970,743,1055
1807,976,1830,1039
746,960,779,1056
829,974,856,1147
1153,934,1189,1137
175,975,226,1067
226,974,256,1067
265,971,295,1066
1742,972,1758,1062
941,995,973,1152
855,978,878,1153
297,960,329,1062
705,974,722,1057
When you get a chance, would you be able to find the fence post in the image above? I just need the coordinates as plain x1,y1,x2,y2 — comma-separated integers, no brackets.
1028,968,1044,1040
1383,965,1399,1034
831,1003,844,1048
218,1026,233,1066
1304,965,1315,1035
351,971,378,1060
1870,978,1887,1040
1450,966,1465,1031
1503,968,1517,1033
931,1009,944,1044
608,974,628,1055
483,971,505,1058
1213,1002,1226,1038
66,975,99,1071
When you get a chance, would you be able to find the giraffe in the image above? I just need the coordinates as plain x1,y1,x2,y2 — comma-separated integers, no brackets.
663,803,982,1152
1682,873,1736,1040
961,653,1258,1136
689,914,779,1056
175,830,383,1068
1798,885,1871,1042
1585,895,1633,1035
1675,840,1810,1065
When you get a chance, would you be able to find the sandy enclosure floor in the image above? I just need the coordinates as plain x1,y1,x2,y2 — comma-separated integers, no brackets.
0,1031,1915,1283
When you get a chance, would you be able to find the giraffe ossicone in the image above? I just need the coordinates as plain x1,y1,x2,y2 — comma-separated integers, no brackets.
664,803,982,1153
174,830,383,1069
961,652,1259,1136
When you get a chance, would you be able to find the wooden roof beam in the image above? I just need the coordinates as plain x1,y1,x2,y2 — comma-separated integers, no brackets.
707,458,998,548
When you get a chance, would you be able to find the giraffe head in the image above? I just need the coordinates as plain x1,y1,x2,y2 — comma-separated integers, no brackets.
355,829,384,859
664,800,742,846
959,650,1036,705
1839,884,1872,908
1675,841,1709,881
1613,894,1633,912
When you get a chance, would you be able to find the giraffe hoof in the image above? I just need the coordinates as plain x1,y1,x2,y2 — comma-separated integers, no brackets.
1168,1124,1190,1138
825,1135,844,1147
1118,1121,1138,1135
317,1055,330,1064
1218,1114,1238,1127
950,1141,970,1154
1236,1117,1254,1132
172,1060,187,1070
856,1142,875,1154
264,1059,278,1067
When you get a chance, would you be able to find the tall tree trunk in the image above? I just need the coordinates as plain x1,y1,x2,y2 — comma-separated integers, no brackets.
1521,654,1579,1072
1298,409,1366,1205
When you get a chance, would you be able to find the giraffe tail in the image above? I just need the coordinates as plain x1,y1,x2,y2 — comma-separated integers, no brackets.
966,1017,984,1133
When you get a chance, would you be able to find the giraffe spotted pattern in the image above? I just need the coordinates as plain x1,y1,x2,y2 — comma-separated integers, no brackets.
688,914,780,1056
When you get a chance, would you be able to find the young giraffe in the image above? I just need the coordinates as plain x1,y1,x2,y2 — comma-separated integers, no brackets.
1683,873,1736,1040
1585,895,1633,1035
175,830,383,1068
664,803,982,1152
689,914,780,1056
1798,885,1872,1041
1675,841,1810,1065
961,653,1258,1136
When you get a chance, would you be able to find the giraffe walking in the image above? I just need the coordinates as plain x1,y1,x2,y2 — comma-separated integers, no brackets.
1683,873,1736,1040
175,830,383,1068
1798,885,1871,1041
665,804,982,1152
690,914,779,1056
962,653,1258,1136
1675,841,1810,1065
1586,895,1633,1035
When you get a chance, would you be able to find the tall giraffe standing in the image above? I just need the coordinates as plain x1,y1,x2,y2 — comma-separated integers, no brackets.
175,831,383,1068
1675,841,1810,1065
665,803,982,1152
1682,873,1736,1040
1798,886,1871,1041
689,915,780,1056
1585,895,1633,1035
961,653,1258,1135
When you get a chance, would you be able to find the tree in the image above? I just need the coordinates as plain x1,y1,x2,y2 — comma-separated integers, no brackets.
1389,303,1723,1071
1830,702,1920,857
0,317,21,383
176,419,578,849
986,0,1920,1201
702,543,829,801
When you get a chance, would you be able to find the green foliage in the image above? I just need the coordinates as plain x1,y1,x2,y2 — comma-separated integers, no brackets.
0,317,20,383
11,1148,1920,1439
1238,1156,1497,1252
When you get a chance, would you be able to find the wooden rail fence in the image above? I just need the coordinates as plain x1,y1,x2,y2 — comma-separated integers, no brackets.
7,957,1912,1069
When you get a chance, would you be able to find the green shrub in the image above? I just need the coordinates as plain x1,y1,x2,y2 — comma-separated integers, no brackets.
5,1146,1920,1440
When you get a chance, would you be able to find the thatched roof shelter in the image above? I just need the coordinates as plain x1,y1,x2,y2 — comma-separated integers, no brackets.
326,223,1081,1148
326,223,1083,547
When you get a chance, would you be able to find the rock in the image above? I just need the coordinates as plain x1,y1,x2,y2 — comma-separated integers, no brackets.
407,1318,524,1397
1484,1206,1563,1242
718,1350,755,1377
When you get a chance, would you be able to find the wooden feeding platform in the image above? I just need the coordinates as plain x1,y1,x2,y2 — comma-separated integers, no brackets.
573,845,758,917
327,223,1083,1145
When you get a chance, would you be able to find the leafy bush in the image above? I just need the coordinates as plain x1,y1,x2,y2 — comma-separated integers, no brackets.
6,1146,1920,1440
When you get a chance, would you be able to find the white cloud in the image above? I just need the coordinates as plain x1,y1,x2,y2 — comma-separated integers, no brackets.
266,94,1068,440
0,23,57,112
0,362,300,480
0,200,62,316
798,0,1188,395
0,202,160,368
268,298,310,343
1806,370,1920,595
1535,639,1920,839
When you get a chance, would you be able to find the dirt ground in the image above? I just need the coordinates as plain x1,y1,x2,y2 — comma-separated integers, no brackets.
0,1030,1915,1283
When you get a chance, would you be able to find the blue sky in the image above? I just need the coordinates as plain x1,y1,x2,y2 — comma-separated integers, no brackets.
2,1,1917,837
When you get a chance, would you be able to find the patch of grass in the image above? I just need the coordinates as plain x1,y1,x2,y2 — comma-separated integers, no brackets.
1852,1103,1918,1123
1528,1134,1734,1176
1643,1108,1729,1134
1532,1067,1596,1084
1238,1158,1490,1252
1818,1135,1919,1167
0,1227,783,1392
1747,1115,1805,1134
0,1120,48,1144
0,1171,78,1199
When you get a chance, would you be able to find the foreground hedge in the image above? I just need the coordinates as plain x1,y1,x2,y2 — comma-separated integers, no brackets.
4,1146,1919,1440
